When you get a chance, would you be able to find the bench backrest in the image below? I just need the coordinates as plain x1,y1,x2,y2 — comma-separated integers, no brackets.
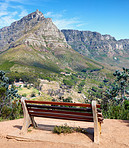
24,100,103,123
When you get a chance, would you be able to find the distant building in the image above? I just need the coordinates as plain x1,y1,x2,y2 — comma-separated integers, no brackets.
14,81,24,88
60,72,71,76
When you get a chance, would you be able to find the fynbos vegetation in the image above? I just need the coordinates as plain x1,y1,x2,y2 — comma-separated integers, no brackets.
0,70,22,120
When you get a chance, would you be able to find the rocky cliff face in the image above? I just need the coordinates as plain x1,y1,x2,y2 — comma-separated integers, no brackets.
61,29,129,67
0,9,68,51
0,10,103,73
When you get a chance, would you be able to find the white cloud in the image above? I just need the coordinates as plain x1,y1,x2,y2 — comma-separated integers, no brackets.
0,12,8,17
53,18,80,29
5,0,25,3
44,11,86,30
19,9,28,18
0,2,9,11
44,11,62,18
0,0,28,28
0,16,16,27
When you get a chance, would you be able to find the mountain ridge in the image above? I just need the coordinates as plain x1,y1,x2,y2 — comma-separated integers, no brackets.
61,29,129,68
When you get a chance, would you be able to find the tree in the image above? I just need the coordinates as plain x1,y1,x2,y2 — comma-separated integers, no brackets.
113,67,129,100
105,67,129,101
0,70,20,119
101,68,129,120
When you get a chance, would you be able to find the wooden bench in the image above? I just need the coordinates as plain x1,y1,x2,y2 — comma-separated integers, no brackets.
20,97,103,143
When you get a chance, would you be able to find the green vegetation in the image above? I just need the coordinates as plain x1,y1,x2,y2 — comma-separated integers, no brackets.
78,80,85,93
18,87,39,98
0,70,22,120
0,65,129,121
0,61,15,71
63,97,73,103
87,86,103,101
86,67,129,120
53,124,86,135
102,100,129,120
63,79,74,87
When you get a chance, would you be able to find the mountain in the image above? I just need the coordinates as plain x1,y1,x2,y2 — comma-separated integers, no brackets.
61,29,129,68
0,10,104,74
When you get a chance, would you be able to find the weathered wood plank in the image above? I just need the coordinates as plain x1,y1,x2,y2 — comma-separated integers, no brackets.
30,113,93,122
20,97,32,134
25,100,101,108
27,104,92,112
92,100,100,144
28,108,93,116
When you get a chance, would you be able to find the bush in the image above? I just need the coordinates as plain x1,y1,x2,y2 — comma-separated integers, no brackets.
124,100,129,110
22,93,27,97
0,70,21,120
1,102,22,120
31,91,36,97
63,79,74,87
63,97,73,103
78,80,85,93
53,124,86,134
102,103,129,120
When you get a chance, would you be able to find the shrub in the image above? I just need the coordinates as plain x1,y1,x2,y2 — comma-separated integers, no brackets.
78,80,85,93
1,102,22,120
31,91,36,97
22,93,27,97
102,102,129,120
124,100,129,110
53,124,86,134
63,79,74,87
0,70,21,120
63,97,73,103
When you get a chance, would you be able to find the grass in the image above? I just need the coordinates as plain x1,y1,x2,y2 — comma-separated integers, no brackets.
18,87,39,98
31,94,53,101
86,78,102,86
0,61,15,71
53,123,87,135
28,129,32,132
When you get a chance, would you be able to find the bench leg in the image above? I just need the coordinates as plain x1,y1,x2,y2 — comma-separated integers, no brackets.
92,100,100,144
98,122,101,134
30,116,38,128
20,97,32,134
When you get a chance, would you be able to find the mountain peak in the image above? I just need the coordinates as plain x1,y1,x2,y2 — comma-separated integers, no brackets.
22,9,44,22
9,9,44,28
32,9,44,19
0,10,68,51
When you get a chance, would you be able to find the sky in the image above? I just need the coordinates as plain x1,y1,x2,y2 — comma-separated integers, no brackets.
0,0,129,40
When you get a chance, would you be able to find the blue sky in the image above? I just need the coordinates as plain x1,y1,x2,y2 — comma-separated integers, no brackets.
0,0,129,40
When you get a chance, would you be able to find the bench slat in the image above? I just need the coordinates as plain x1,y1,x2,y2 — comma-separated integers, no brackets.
29,112,93,122
28,108,93,116
27,104,92,112
25,100,101,108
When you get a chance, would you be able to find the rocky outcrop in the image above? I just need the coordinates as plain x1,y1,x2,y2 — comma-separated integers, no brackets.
24,18,69,49
0,10,69,51
61,29,129,58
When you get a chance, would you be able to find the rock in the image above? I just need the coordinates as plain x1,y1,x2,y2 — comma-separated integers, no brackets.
0,10,68,51
61,29,129,58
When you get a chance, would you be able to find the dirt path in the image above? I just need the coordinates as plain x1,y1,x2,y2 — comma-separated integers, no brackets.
0,118,129,148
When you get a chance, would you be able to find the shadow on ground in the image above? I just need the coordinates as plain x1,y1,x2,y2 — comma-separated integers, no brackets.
13,122,94,142
121,120,129,127
35,123,94,141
